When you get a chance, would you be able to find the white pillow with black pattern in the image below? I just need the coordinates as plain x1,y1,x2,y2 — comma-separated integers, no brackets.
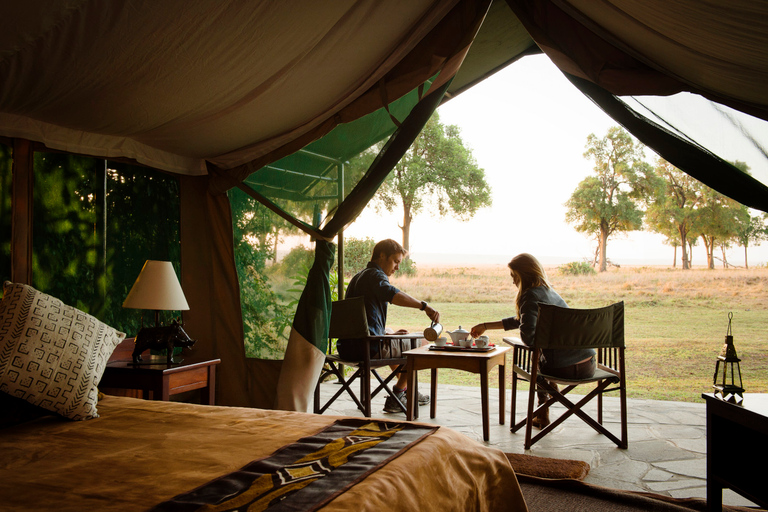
0,281,125,420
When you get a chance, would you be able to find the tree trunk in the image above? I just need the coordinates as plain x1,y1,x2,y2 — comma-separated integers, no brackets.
673,245,677,268
401,203,412,258
272,230,279,264
745,245,749,269
688,240,694,268
702,235,715,269
598,227,609,272
679,225,690,270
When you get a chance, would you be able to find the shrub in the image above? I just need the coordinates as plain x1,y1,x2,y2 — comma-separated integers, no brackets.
398,257,417,276
559,260,597,276
342,237,418,277
342,237,376,276
272,245,314,276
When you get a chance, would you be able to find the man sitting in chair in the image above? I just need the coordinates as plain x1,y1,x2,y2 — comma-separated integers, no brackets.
337,239,440,413
470,252,596,428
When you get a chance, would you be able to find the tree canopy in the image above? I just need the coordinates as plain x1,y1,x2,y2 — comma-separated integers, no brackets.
565,127,654,272
645,158,703,269
372,112,492,256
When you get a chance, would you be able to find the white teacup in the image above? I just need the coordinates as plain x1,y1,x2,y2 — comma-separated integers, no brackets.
434,337,447,347
475,336,490,348
460,338,474,348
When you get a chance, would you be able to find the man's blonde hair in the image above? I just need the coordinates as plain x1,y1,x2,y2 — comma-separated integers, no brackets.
508,253,549,315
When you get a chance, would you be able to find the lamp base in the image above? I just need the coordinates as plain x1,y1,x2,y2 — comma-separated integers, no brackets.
131,320,196,365
130,354,184,366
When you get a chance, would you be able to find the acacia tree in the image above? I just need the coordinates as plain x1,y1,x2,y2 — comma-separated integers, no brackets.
645,159,703,269
565,127,653,272
690,185,742,269
685,161,756,270
374,112,491,256
735,212,768,268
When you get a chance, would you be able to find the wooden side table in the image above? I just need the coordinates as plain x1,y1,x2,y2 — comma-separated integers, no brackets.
100,359,221,404
702,393,768,511
404,345,510,441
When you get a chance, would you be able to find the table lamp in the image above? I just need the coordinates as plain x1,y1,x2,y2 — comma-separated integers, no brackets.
123,260,192,364
123,260,189,326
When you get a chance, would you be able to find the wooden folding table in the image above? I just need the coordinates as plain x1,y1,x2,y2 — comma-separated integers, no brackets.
404,345,510,441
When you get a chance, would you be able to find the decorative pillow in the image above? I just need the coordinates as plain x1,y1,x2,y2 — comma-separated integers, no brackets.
0,281,125,420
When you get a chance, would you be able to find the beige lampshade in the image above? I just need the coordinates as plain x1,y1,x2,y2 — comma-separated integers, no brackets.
123,260,189,311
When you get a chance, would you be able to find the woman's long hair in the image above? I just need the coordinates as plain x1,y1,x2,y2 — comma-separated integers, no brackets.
508,253,549,315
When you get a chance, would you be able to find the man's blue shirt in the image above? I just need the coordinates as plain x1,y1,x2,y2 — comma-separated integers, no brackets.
345,262,400,335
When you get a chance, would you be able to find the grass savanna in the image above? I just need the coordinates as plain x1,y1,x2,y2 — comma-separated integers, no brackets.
386,264,768,403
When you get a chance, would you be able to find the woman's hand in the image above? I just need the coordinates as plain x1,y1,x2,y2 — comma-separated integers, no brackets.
470,323,486,338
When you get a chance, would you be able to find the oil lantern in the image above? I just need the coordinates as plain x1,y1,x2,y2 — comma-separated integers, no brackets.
712,312,744,404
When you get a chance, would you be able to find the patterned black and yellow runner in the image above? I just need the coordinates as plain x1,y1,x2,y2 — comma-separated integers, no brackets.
151,419,437,512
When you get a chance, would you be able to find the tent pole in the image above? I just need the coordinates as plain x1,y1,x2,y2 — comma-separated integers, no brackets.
96,160,107,303
11,138,33,285
337,162,345,301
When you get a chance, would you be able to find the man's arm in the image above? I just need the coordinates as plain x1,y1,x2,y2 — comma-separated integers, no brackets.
392,291,440,323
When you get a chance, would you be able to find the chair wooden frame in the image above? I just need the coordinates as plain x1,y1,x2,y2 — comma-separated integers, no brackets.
313,297,419,417
505,301,628,450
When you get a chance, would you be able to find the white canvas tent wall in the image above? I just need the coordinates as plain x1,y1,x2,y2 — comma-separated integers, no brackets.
2,0,768,407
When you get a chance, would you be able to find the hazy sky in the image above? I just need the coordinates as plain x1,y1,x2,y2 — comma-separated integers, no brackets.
342,54,768,267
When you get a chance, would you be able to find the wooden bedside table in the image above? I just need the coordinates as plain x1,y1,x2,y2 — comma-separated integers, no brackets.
100,338,220,404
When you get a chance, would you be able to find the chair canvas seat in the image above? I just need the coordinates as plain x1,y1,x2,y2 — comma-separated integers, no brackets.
324,354,359,367
536,367,620,386
505,301,628,450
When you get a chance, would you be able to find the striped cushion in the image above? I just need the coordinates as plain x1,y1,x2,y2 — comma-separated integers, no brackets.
0,282,125,420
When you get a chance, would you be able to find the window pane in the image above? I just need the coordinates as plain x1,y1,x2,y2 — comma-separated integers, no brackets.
32,153,180,335
0,142,10,280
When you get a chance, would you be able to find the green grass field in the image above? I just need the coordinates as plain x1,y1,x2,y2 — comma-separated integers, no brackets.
384,264,768,403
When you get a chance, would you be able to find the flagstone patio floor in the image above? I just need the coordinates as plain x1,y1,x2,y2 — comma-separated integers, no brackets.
317,380,759,509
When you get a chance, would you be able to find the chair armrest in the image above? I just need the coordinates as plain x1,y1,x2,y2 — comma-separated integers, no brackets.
597,363,620,378
504,337,534,375
502,337,529,350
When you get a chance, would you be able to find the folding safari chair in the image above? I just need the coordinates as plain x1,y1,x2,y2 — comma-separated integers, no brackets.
313,297,416,417
505,301,628,449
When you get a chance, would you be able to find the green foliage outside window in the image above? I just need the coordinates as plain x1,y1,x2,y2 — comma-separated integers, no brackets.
229,189,294,359
0,148,181,337
33,154,181,335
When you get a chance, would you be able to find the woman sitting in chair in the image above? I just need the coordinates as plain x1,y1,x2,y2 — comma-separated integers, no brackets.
470,252,595,428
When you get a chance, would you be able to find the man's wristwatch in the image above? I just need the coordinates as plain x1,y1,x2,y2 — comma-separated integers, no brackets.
420,301,428,311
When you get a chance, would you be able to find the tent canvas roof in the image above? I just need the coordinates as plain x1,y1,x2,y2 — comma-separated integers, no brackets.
4,0,768,407
2,0,767,214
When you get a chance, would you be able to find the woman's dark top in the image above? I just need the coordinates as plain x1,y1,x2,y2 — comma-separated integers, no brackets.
501,285,595,369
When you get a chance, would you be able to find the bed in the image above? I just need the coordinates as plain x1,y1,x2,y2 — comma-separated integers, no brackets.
0,394,527,511
0,281,527,511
